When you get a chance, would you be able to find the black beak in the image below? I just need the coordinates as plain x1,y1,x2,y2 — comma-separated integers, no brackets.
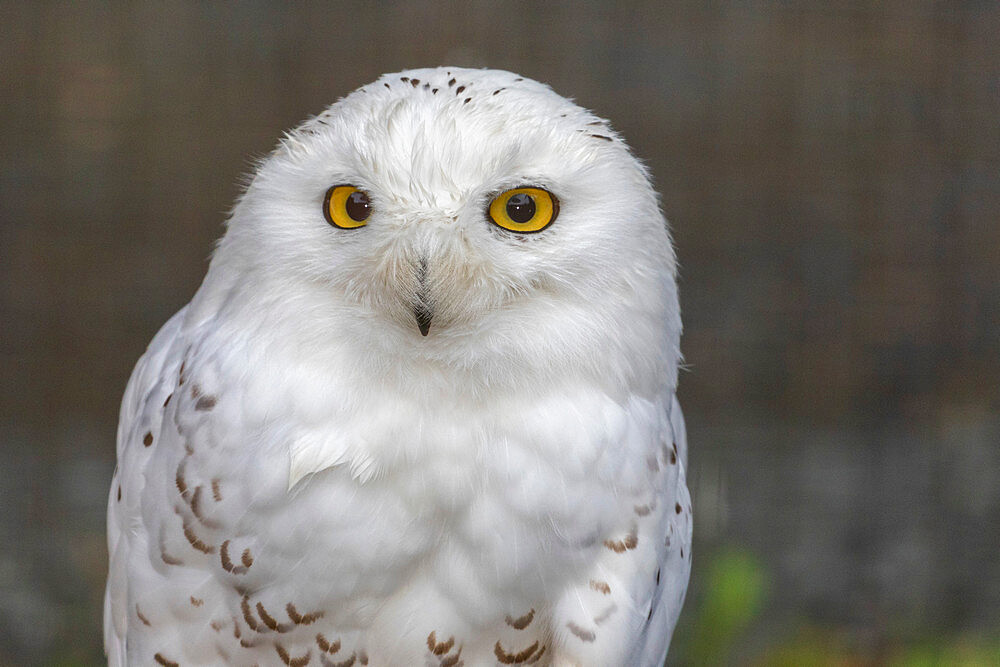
415,304,432,337
414,257,432,337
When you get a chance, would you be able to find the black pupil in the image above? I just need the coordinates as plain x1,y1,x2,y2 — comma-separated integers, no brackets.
345,190,371,221
506,193,536,224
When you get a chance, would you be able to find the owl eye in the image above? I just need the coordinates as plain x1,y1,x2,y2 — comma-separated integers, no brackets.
488,187,559,233
324,185,372,229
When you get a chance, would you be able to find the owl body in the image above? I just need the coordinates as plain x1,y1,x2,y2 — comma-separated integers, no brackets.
106,68,691,666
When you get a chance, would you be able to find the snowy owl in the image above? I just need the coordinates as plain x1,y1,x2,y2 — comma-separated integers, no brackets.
105,67,691,667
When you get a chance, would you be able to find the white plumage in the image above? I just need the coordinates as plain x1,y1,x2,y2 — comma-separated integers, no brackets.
105,67,691,666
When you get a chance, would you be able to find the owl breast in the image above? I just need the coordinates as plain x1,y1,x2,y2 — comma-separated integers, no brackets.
123,322,672,665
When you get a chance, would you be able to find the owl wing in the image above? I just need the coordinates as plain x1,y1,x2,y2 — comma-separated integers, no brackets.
550,394,692,667
104,307,189,666
632,395,692,666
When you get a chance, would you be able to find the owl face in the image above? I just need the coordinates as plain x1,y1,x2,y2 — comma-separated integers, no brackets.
207,68,679,394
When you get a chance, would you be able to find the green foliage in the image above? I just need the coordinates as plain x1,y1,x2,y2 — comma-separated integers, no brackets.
756,627,856,666
889,636,1000,667
686,547,768,665
671,544,1000,666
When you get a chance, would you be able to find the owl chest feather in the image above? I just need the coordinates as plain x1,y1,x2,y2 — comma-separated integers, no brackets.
247,368,659,594
159,336,659,590
118,307,679,664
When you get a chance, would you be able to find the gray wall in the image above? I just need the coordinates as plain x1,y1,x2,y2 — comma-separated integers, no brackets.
2,2,998,664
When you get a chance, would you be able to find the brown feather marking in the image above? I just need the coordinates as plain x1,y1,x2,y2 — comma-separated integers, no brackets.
163,392,173,407
210,620,223,632
257,601,292,632
154,653,179,667
603,537,630,553
211,478,222,501
590,580,611,595
524,645,546,664
175,460,189,498
189,485,202,513
178,361,186,384
234,616,260,647
286,602,323,625
593,603,618,625
182,518,215,554
136,604,151,626
190,596,204,607
220,540,233,571
195,395,217,411
440,647,464,667
494,640,540,664
566,621,596,642
161,550,183,566
427,631,455,655
358,652,368,665
504,608,535,630
604,525,639,553
315,633,341,654
143,431,154,447
275,643,311,666
320,653,356,667
189,485,222,528
159,526,183,565
242,548,254,568
220,540,247,574
241,595,260,631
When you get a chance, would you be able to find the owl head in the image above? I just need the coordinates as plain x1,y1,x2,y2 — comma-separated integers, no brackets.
190,68,681,398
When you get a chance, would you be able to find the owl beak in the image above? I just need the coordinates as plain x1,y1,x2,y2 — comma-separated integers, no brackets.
414,302,432,336
414,257,432,336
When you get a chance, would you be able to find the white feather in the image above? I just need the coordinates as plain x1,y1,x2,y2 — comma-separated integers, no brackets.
106,67,690,666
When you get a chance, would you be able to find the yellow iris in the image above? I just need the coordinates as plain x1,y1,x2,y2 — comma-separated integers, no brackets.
488,187,558,233
324,185,372,229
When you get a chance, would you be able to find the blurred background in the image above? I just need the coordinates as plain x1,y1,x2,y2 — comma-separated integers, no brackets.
2,1,998,664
